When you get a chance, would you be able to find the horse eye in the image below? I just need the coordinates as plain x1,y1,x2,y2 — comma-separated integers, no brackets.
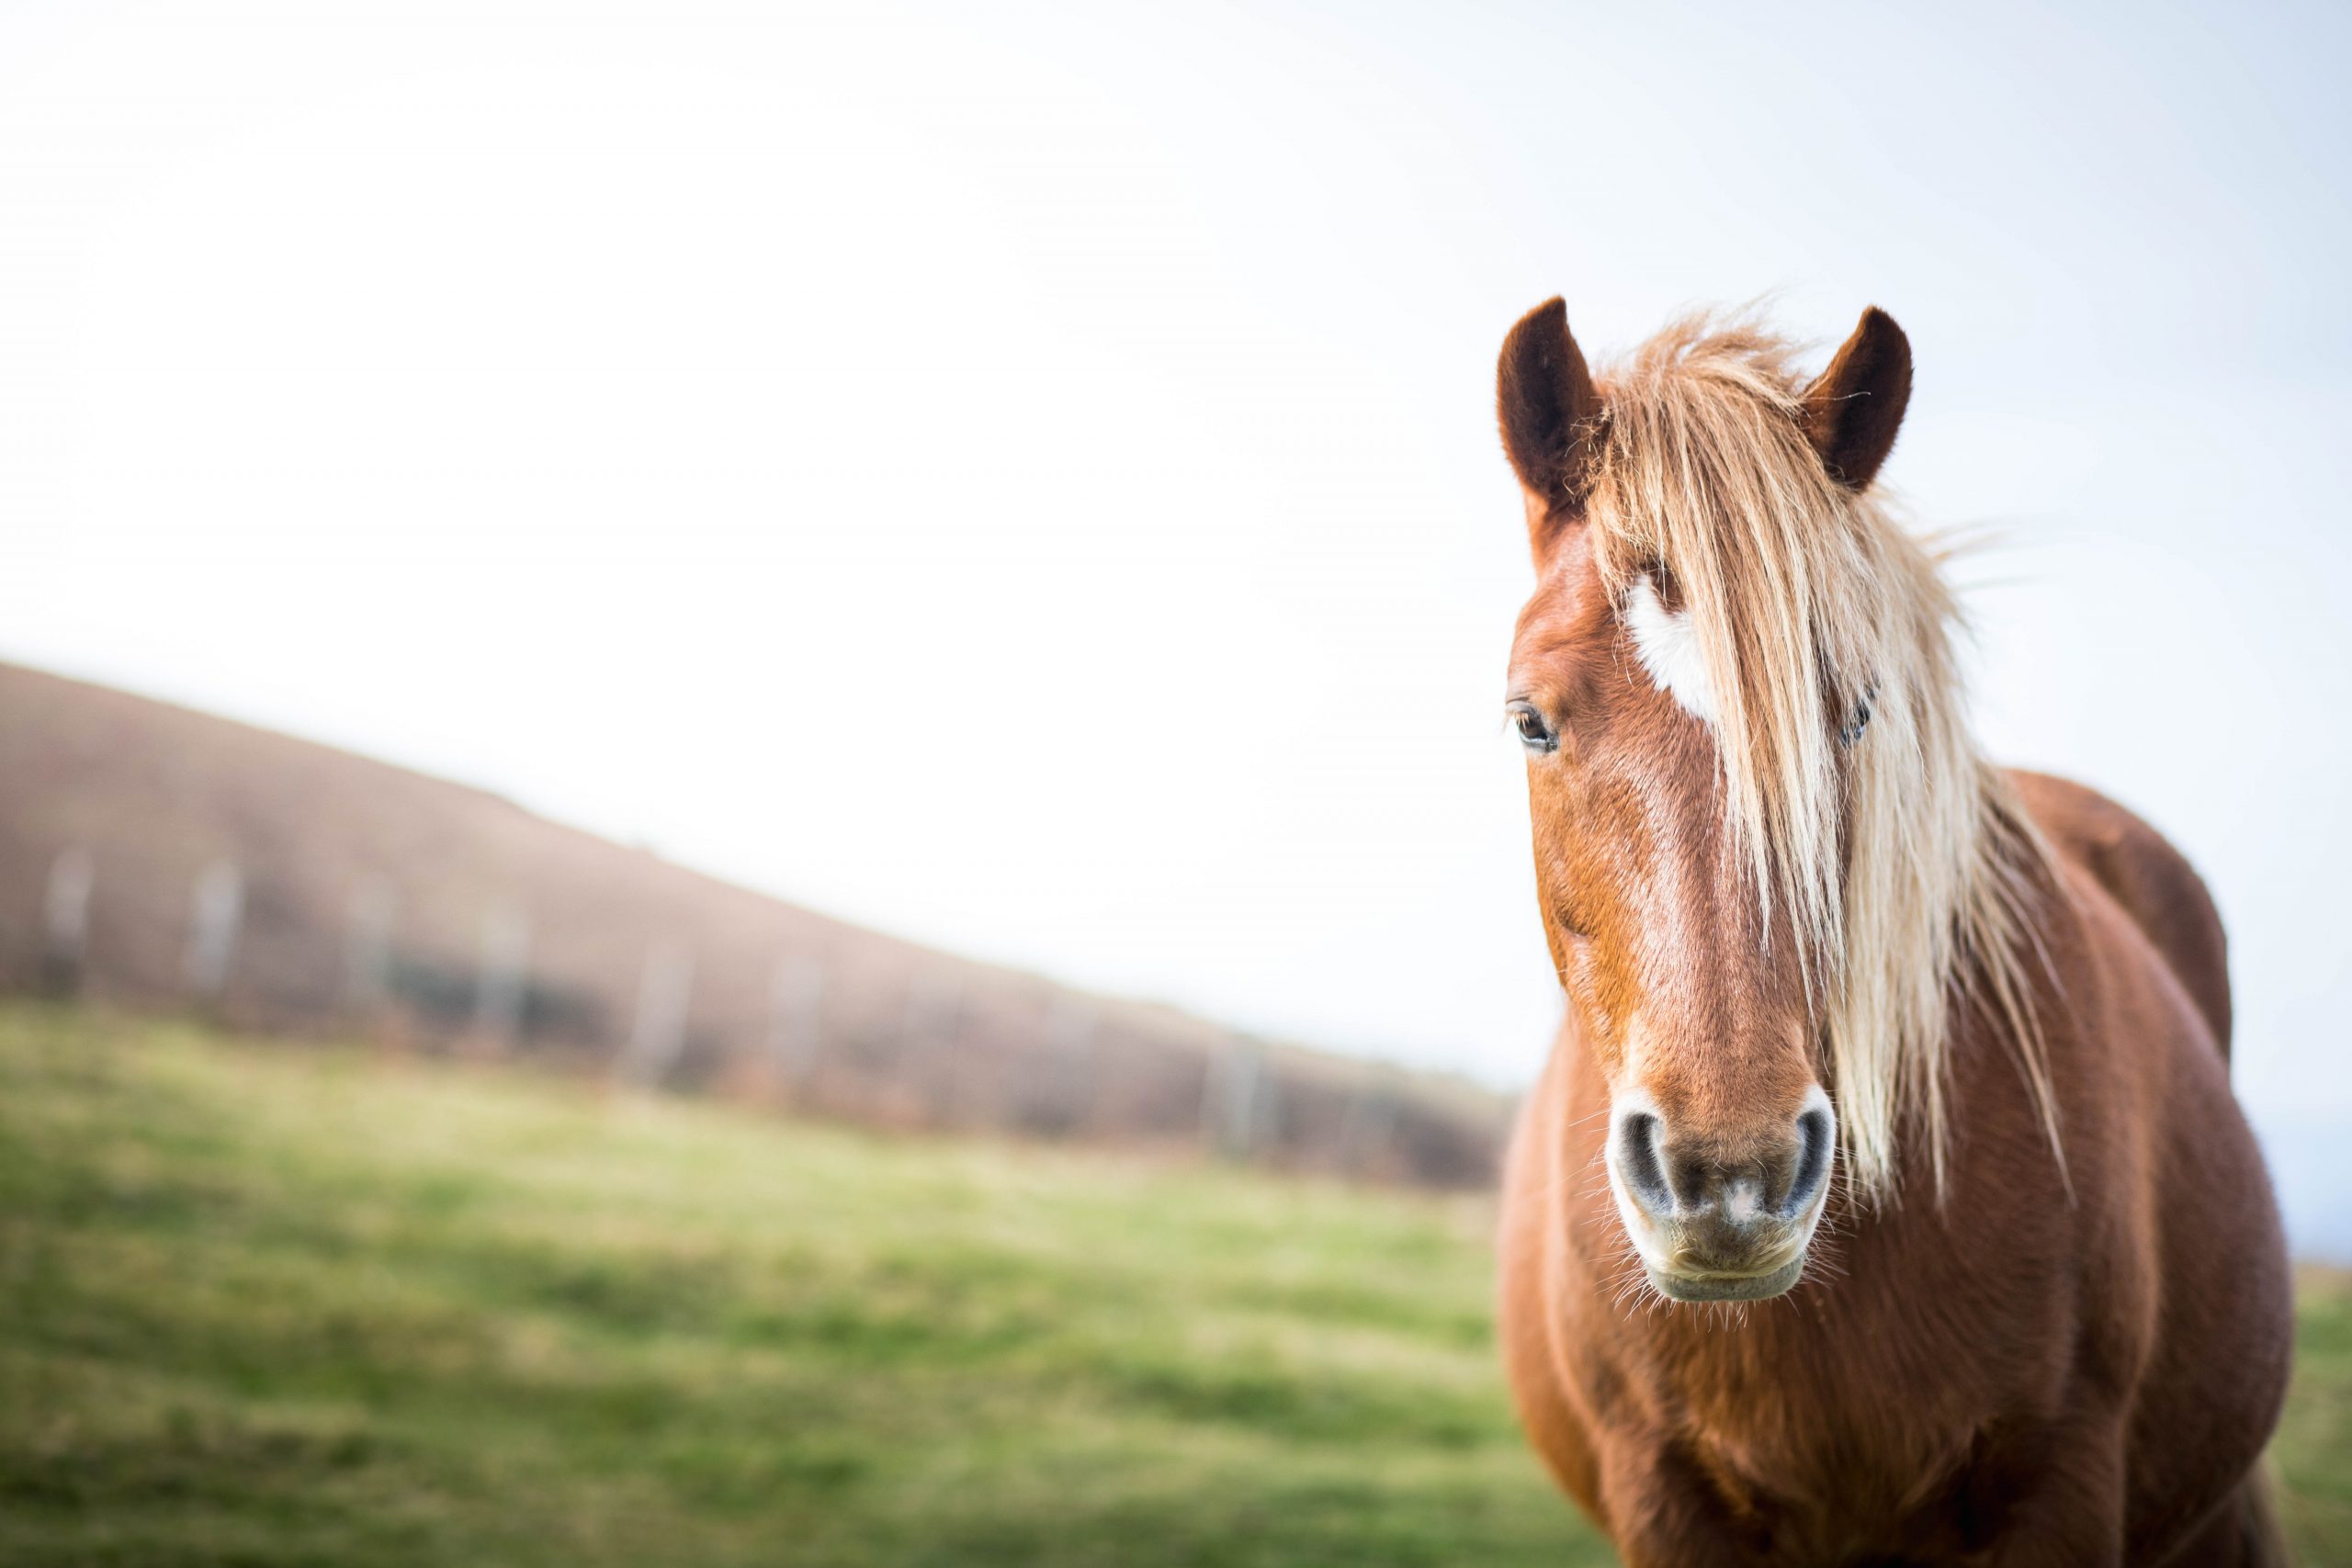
1510,702,1558,756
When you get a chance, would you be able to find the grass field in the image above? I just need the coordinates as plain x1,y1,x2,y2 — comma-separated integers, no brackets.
0,1004,2344,1566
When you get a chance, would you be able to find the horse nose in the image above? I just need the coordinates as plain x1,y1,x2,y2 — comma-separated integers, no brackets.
1611,1099,1836,1233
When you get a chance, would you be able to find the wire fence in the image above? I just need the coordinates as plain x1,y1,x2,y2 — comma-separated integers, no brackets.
11,841,1510,1189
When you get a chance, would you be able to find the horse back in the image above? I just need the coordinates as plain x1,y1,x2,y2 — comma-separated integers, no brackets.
2007,770,2232,1055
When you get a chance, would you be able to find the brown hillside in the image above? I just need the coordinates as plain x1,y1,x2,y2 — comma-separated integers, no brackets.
0,661,1508,1185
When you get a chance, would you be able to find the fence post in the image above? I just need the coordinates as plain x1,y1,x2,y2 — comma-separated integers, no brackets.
471,908,530,1052
343,879,395,1024
901,971,964,1122
900,971,962,1049
1202,1035,1267,1161
620,943,695,1086
1044,994,1097,1134
42,846,94,995
1339,1071,1402,1179
183,861,243,1000
769,954,827,1092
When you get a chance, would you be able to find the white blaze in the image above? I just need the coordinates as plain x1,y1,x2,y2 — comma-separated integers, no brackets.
1624,574,1715,725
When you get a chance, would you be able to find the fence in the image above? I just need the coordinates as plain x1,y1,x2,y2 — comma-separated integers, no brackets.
6,844,1510,1188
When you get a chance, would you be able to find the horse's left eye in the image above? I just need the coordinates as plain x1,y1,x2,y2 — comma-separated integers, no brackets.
1510,702,1558,756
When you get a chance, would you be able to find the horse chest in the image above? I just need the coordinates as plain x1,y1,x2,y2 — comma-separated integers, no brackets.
1606,1416,2002,1564
1586,1337,2011,1561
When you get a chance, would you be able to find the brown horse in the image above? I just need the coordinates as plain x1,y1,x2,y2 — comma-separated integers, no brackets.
1490,299,2293,1565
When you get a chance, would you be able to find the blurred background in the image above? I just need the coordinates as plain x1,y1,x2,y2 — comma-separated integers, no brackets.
0,1,2346,1562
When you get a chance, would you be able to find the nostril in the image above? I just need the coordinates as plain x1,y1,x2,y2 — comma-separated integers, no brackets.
1783,1105,1835,1218
1615,1111,1673,1215
1667,1148,1712,1211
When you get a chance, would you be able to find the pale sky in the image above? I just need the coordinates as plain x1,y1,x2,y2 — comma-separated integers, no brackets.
3,1,2346,1219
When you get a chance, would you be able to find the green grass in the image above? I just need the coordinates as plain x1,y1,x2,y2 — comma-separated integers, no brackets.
0,1004,2343,1566
0,1006,1601,1566
2287,1266,2352,1561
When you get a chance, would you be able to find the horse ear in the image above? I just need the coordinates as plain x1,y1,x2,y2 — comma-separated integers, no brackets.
1800,307,1912,491
1498,298,1602,526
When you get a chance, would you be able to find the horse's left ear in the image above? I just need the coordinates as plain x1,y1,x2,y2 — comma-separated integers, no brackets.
1800,307,1912,491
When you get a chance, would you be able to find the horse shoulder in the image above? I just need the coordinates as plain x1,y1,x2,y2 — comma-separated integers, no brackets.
1496,1032,1609,1522
2048,856,2293,1562
2007,769,2232,1055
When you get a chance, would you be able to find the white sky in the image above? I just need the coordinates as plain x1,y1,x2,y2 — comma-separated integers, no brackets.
3,2,2347,1171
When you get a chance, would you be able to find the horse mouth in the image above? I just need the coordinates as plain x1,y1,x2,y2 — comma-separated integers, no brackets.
1647,1254,1806,1303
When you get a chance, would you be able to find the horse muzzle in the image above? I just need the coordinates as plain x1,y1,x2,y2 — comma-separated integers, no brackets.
1605,1086,1836,1304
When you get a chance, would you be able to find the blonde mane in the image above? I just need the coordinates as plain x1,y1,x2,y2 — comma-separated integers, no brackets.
1580,312,2059,1201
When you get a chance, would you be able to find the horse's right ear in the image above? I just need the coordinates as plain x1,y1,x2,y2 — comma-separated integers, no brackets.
1498,298,1601,542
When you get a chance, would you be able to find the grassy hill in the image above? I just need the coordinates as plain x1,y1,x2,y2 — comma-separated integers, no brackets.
0,1004,2345,1566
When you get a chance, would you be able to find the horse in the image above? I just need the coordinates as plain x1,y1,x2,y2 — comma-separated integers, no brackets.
1488,299,2293,1565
